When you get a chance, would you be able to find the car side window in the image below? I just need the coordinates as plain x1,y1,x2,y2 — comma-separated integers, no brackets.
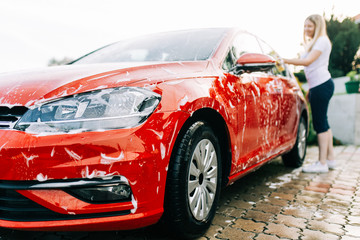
222,33,263,71
232,33,263,59
257,39,289,77
222,51,235,71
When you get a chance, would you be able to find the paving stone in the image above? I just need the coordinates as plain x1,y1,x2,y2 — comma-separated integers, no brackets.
318,203,348,214
305,182,331,193
355,204,360,210
217,227,256,239
350,153,360,161
232,218,266,233
253,202,283,214
227,199,254,210
341,236,360,240
334,180,358,188
270,192,295,201
255,233,283,240
265,223,300,239
282,207,314,219
243,209,275,223
301,229,340,240
344,225,360,238
332,183,357,191
289,180,309,186
228,208,247,218
281,182,306,191
276,187,301,195
295,174,314,181
216,205,236,216
330,188,355,196
301,189,327,198
297,201,321,211
308,219,344,236
305,185,330,193
323,198,352,209
327,192,354,202
296,194,323,204
263,196,290,207
241,193,264,203
274,214,306,228
308,182,331,189
313,212,347,225
312,178,335,186
349,208,360,216
353,198,360,203
249,185,275,195
211,214,235,227
347,215,360,226
203,224,223,239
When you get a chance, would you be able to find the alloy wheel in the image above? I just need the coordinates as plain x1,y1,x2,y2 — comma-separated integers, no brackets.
297,120,307,160
187,139,218,221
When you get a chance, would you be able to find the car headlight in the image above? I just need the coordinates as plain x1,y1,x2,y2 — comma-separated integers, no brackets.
15,87,161,133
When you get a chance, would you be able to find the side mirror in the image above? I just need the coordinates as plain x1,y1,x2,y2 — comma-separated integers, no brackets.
232,53,276,74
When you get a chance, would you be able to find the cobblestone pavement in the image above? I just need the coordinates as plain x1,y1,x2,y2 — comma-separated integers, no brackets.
1,145,359,240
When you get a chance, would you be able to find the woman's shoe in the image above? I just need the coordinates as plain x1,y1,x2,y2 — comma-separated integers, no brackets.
327,160,336,170
302,161,329,173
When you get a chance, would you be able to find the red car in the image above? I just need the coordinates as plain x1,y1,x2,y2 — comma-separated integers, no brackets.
0,28,308,238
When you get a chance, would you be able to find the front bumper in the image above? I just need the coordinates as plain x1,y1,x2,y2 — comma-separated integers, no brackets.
0,177,162,231
0,111,189,231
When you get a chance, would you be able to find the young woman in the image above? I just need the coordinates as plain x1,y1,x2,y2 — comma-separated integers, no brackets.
284,14,335,173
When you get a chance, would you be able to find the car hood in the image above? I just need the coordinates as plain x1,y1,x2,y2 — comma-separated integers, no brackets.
0,61,208,107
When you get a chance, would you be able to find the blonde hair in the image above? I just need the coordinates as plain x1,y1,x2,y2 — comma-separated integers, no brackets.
304,14,328,52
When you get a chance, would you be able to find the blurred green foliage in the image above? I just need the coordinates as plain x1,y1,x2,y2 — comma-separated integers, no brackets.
327,15,360,77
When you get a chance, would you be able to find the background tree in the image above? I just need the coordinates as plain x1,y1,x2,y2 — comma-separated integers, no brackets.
326,15,360,77
354,48,360,73
48,57,74,66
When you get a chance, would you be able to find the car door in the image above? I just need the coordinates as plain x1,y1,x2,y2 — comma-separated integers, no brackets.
257,39,300,147
222,33,279,172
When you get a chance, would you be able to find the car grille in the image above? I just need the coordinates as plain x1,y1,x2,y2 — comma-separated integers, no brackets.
0,188,54,221
0,106,28,129
0,186,131,221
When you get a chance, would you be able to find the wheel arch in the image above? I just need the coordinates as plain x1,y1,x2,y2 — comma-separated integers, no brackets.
301,109,309,136
170,108,232,188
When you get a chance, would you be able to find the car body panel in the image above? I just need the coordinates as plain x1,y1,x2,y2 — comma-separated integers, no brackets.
0,61,208,107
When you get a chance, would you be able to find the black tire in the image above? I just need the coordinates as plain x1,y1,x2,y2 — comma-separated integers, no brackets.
163,121,222,239
282,116,307,167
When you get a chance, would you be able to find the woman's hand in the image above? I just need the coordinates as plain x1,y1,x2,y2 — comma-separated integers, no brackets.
283,50,321,67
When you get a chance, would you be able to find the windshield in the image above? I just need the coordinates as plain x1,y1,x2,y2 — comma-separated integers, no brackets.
72,28,229,64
